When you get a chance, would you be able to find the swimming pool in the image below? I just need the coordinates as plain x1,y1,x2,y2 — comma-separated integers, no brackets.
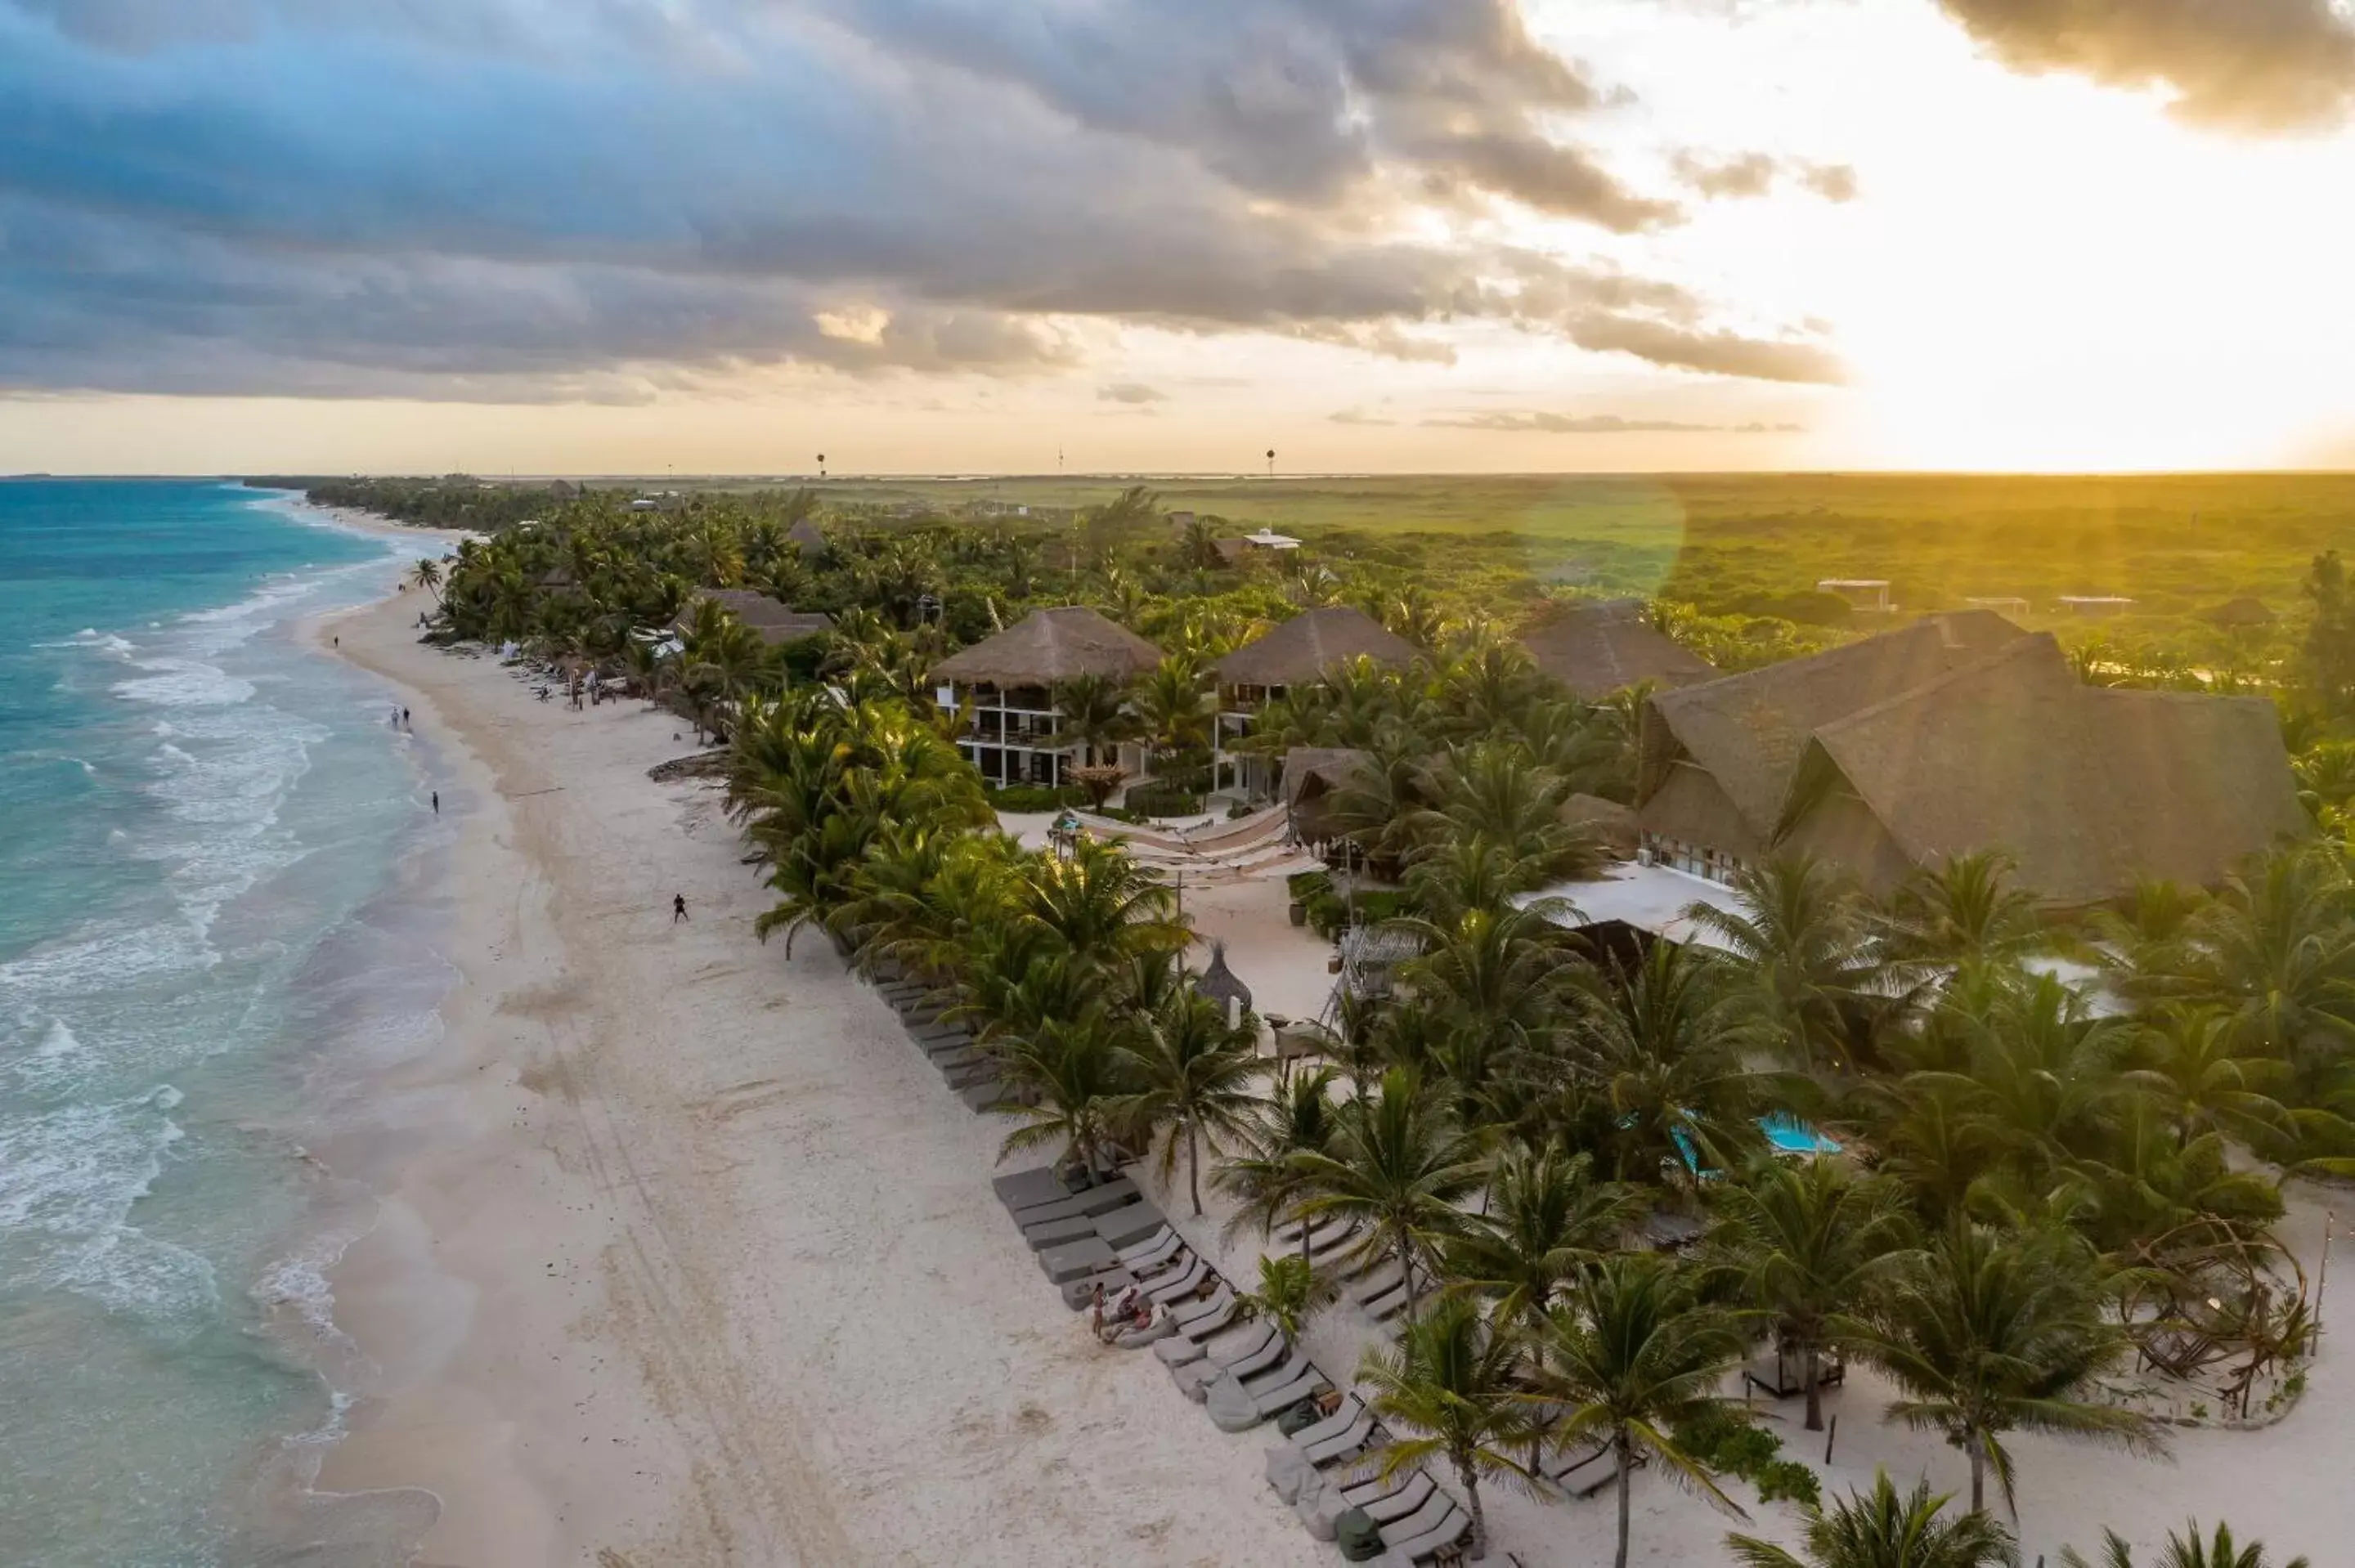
1759,1113,1842,1157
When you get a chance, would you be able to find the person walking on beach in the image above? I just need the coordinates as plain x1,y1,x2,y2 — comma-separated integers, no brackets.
431,791,439,816
401,706,411,730
673,893,688,923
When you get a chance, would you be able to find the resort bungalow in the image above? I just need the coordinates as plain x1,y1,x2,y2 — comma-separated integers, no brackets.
932,607,1163,788
1520,598,1715,701
787,517,828,562
679,589,834,646
1212,607,1418,798
1633,611,2304,906
1281,747,1375,853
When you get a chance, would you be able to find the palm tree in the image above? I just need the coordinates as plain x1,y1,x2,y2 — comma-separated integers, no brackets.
1858,1222,2163,1515
1133,653,1213,768
1880,851,2046,967
1728,1471,2018,1568
1710,1158,1913,1431
992,1011,1136,1178
1288,1068,1484,1320
1052,671,1143,768
1215,1065,1343,1261
1110,990,1262,1215
1688,855,1885,1073
1571,940,1770,1189
1357,1296,1542,1561
1530,1253,1752,1568
1240,1252,1338,1351
2061,1521,2309,1568
408,557,444,603
1442,1142,1640,1334
1016,836,1187,970
2124,1009,2294,1149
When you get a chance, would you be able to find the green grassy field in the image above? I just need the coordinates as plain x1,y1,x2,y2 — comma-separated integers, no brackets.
810,472,2355,631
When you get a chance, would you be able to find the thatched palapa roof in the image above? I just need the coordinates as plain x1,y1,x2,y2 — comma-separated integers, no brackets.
1214,607,1417,688
787,517,828,560
682,589,835,646
1560,792,1640,856
1640,610,2029,845
1193,941,1254,1017
932,606,1163,687
1281,746,1374,844
1522,599,1715,701
1782,634,2305,906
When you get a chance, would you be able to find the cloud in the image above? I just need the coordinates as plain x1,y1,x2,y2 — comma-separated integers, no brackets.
1422,410,1805,432
1097,382,1168,405
1328,407,1399,426
1672,150,1859,202
1936,0,2355,132
0,0,1833,396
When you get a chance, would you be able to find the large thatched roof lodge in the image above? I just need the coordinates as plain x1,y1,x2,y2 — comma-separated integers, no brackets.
1213,607,1418,798
1634,611,2304,907
680,588,835,646
1520,598,1716,701
931,607,1162,787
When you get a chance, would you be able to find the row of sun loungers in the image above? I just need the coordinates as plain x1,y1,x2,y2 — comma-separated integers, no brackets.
862,964,1467,1566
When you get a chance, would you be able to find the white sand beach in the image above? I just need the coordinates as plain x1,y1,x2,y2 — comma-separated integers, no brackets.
304,578,1328,1567
297,563,2355,1568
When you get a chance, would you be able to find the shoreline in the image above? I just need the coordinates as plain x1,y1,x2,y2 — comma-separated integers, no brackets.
293,579,1329,1566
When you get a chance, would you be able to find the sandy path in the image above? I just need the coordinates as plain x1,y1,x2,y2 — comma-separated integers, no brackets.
306,580,1326,1567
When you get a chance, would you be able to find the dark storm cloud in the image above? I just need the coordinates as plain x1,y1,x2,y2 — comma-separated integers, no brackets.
1936,0,2355,132
1671,150,1859,202
1421,410,1804,433
0,0,1841,396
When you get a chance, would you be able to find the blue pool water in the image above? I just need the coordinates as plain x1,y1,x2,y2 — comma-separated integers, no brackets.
0,481,451,1565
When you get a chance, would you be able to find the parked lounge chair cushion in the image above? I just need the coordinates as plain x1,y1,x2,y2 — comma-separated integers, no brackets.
1144,1256,1209,1305
1094,1203,1166,1250
1380,1504,1469,1566
1358,1471,1435,1525
1023,1215,1101,1252
1169,1281,1235,1333
1037,1239,1115,1284
993,1167,1070,1211
1012,1179,1138,1227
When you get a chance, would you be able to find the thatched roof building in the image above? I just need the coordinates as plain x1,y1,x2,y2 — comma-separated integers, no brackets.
1522,599,1715,700
932,606,1162,688
1561,793,1640,857
1639,610,2028,861
682,589,834,646
787,517,828,561
1639,612,2305,905
1281,746,1374,844
1214,607,1417,689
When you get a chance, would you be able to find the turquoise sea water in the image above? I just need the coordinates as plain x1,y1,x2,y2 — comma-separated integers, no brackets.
0,482,446,1566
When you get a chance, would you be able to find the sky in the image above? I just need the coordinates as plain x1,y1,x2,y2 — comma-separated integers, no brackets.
4,0,2355,476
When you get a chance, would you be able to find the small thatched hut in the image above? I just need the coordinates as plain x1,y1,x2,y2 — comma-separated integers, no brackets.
680,589,835,646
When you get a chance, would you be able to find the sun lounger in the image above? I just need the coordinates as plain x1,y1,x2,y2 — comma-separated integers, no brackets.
1223,1333,1293,1386
1209,1365,1327,1432
1173,1321,1278,1397
1144,1254,1209,1305
1038,1238,1115,1284
908,1019,967,1044
994,1167,1070,1211
1374,1503,1470,1566
943,1059,998,1090
958,1080,1003,1112
1116,1226,1179,1266
1012,1180,1139,1227
1169,1280,1233,1331
1343,1468,1429,1518
1349,1264,1403,1304
1362,1278,1415,1320
1559,1444,1630,1499
1024,1215,1101,1252
1094,1203,1166,1251
1366,1493,1456,1552
1286,1396,1363,1453
1301,1407,1375,1467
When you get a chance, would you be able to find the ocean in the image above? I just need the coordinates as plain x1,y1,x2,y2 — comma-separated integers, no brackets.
0,482,451,1566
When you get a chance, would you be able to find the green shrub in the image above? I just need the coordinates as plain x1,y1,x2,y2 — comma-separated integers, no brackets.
1303,887,1411,940
1670,1405,1818,1507
989,784,1084,812
1124,787,1205,818
1288,870,1333,901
